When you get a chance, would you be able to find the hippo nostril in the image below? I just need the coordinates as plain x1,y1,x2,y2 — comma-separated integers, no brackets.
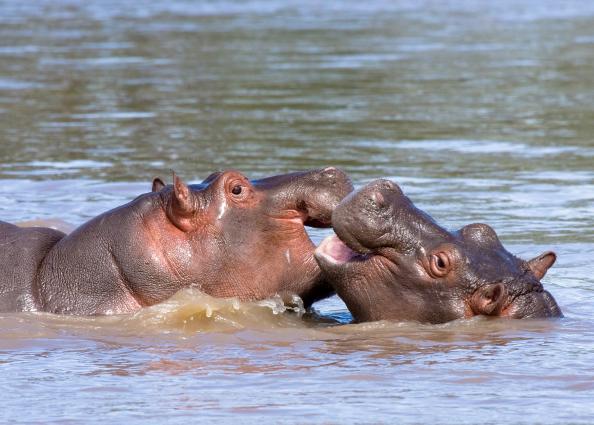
369,191,385,207
382,181,396,191
321,167,337,178
370,179,398,192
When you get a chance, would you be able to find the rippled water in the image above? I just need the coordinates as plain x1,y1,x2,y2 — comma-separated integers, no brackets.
1,0,593,423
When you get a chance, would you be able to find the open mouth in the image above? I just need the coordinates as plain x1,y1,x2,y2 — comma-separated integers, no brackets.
268,209,335,228
315,233,369,265
267,210,308,225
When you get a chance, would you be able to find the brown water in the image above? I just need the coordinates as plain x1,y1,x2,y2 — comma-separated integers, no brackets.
1,0,593,423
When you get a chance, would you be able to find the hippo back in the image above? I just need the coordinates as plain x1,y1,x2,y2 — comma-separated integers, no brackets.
0,221,65,312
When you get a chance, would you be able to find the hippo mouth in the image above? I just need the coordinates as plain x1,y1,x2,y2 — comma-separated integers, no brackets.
315,233,371,266
268,209,333,229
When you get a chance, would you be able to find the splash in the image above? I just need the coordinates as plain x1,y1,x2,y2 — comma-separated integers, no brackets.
123,288,308,333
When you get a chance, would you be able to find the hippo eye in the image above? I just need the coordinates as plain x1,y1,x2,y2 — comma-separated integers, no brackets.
430,252,450,277
231,185,242,195
436,256,446,269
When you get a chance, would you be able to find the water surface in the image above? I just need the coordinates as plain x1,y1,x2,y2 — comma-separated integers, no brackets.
1,0,593,423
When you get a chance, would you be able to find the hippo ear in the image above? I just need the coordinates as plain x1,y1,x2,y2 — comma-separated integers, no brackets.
152,177,166,192
166,172,198,232
527,251,556,280
470,283,507,316
172,172,194,215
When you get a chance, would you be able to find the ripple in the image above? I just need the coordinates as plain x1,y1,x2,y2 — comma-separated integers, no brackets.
0,78,42,90
25,160,113,169
68,112,156,120
393,139,591,157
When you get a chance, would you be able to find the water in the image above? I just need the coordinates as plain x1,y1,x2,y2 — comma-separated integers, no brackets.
1,0,593,423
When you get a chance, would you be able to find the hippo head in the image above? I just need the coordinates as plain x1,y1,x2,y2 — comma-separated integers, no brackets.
315,179,562,323
149,168,353,307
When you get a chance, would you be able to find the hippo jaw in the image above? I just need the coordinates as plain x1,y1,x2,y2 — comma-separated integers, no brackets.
315,179,563,324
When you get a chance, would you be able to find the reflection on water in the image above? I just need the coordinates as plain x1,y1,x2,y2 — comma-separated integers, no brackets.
1,0,594,423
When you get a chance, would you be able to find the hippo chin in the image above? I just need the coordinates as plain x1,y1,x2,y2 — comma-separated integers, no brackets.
315,179,562,324
0,168,352,315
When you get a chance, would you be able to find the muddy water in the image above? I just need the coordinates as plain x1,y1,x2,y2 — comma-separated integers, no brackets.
1,0,593,423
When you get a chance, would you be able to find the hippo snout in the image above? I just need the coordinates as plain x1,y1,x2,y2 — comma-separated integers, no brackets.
318,167,352,190
300,167,353,227
365,180,402,209
505,290,563,319
370,179,400,192
255,167,353,228
333,179,403,227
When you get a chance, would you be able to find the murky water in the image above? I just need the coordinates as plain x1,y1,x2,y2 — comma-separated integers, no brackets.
1,0,593,423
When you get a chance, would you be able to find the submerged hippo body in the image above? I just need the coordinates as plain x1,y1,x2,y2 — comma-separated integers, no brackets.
315,179,562,324
0,168,352,315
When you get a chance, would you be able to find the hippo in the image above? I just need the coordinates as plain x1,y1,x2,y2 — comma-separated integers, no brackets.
315,179,562,324
0,168,353,315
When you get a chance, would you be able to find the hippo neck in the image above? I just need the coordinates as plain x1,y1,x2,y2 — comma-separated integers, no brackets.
35,193,187,314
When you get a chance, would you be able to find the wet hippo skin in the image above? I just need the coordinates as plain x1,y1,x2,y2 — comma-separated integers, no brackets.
315,179,562,324
0,168,353,315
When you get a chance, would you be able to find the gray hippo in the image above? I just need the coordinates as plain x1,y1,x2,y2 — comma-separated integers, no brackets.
0,168,353,315
315,179,562,323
